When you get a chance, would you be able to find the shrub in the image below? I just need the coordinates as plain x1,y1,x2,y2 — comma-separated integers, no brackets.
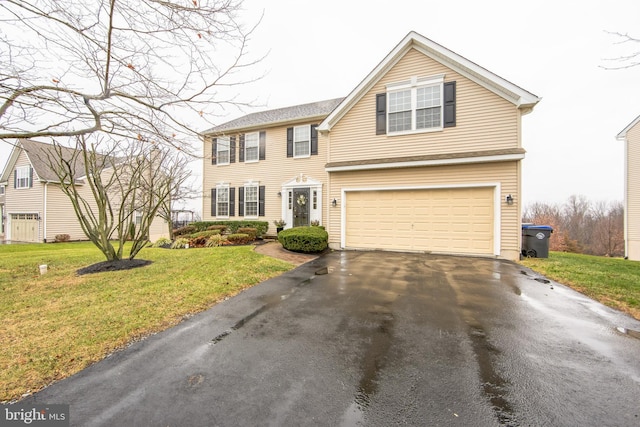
237,227,257,240
189,230,221,239
278,226,328,253
170,237,190,249
189,221,268,236
206,225,228,233
310,220,320,226
188,236,209,248
54,234,70,243
173,225,196,236
152,237,172,248
227,233,253,245
205,234,226,247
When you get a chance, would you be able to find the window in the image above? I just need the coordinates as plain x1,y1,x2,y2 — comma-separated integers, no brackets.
293,125,310,157
217,137,230,165
244,185,258,217
385,75,449,134
0,185,4,195
15,166,32,189
245,132,259,162
217,186,229,217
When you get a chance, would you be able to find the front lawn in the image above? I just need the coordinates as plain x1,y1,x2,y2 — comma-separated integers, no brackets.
520,252,640,320
0,242,293,402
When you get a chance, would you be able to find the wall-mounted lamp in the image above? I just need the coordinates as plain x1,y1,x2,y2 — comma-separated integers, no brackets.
505,194,514,205
277,191,282,197
331,198,337,207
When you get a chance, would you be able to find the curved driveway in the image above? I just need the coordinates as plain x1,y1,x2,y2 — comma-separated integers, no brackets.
28,251,640,426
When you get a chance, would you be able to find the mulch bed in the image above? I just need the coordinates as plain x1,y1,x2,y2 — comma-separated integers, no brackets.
77,259,153,275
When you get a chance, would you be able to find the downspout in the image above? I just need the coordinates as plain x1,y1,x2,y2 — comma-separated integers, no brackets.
43,182,48,243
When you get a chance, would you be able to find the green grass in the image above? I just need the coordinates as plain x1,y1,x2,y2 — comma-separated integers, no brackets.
520,252,640,320
0,242,293,402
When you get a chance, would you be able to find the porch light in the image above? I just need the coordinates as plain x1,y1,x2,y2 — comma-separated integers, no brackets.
332,198,337,207
505,194,514,205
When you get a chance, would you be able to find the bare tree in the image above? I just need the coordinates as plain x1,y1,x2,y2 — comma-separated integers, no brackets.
590,200,624,257
602,31,640,69
43,136,189,261
0,0,261,153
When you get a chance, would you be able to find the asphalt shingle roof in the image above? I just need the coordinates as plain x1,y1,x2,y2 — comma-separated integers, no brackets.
203,97,345,134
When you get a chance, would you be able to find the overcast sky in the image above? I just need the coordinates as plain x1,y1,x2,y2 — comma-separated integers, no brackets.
2,0,639,211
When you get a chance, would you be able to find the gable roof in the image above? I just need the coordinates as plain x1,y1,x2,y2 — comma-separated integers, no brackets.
0,139,103,184
616,114,640,140
319,31,541,132
202,97,345,135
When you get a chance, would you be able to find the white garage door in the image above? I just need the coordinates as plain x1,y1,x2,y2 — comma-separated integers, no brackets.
10,213,39,242
345,187,494,255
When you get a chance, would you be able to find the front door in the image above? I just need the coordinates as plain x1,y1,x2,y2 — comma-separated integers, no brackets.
293,188,310,227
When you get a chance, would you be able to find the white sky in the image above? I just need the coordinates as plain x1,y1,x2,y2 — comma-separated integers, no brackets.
2,0,639,211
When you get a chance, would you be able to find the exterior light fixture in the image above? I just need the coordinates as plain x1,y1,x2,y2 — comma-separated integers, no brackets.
506,194,514,205
332,198,337,207
277,191,282,197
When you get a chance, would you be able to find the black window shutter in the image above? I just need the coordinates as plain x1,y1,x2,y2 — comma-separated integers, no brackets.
258,186,265,217
229,187,235,217
286,127,293,158
310,125,318,156
210,188,216,216
443,81,456,128
29,167,33,187
259,131,266,160
238,187,244,217
230,136,236,163
239,134,245,163
14,170,17,188
376,93,386,135
211,138,217,165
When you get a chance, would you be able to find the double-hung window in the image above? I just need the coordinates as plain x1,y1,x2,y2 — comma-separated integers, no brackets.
293,125,310,157
217,136,230,165
216,185,230,217
387,75,444,134
245,132,259,162
244,185,258,217
15,166,32,189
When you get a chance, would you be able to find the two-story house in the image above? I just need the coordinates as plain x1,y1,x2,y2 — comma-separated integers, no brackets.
617,115,640,261
0,139,168,243
202,31,540,261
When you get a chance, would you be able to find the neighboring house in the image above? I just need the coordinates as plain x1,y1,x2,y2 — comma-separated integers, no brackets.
202,31,540,260
0,139,167,243
616,115,640,261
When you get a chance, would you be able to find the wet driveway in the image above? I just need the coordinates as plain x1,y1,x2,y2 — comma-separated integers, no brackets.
27,251,640,426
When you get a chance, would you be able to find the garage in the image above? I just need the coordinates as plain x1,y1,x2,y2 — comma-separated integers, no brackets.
344,187,495,255
10,213,39,242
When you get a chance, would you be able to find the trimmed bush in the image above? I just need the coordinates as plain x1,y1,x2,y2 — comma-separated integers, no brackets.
227,233,253,245
54,234,70,243
278,226,328,253
173,225,196,236
189,230,221,239
206,225,228,233
189,221,268,237
188,236,209,248
205,234,226,247
237,227,257,240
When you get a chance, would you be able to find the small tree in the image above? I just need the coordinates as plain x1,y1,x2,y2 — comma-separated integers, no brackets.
43,136,189,261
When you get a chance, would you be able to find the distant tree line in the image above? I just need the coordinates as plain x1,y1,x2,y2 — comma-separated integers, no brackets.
523,195,624,257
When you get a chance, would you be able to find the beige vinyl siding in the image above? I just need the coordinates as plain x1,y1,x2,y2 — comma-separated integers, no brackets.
328,161,520,259
329,48,520,164
202,122,328,234
44,184,93,242
5,151,44,241
627,122,640,260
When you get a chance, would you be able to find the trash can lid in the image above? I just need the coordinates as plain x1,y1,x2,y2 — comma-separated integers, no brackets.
521,225,554,231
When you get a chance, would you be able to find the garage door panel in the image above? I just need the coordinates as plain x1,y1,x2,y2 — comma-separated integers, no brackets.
345,187,494,255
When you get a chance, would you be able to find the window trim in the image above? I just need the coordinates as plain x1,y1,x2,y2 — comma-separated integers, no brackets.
386,75,444,136
15,166,32,189
293,125,311,158
216,136,231,166
216,184,230,218
243,183,259,218
244,132,260,163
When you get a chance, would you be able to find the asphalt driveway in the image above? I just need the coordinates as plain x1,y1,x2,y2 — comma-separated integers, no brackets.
26,251,640,426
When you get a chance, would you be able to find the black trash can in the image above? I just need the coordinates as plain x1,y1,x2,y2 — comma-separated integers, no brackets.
521,225,553,258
